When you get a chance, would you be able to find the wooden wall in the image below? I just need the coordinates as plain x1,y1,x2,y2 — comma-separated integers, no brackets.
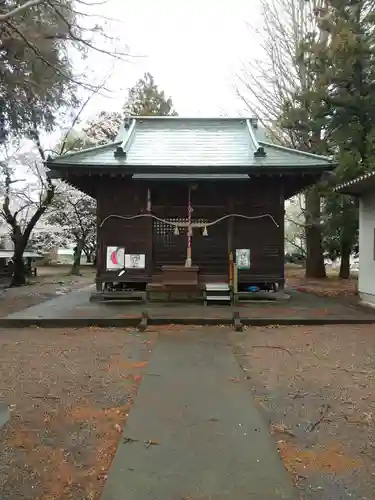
96,177,285,284
231,179,284,281
96,178,152,282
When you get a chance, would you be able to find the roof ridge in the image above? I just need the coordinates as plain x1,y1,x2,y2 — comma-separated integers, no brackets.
129,116,250,121
114,118,137,158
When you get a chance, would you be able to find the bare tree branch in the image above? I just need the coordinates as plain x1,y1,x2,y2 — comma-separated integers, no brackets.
285,237,306,256
45,0,132,61
5,19,103,92
0,80,103,285
0,0,45,21
235,0,327,145
2,0,135,111
59,75,110,155
0,0,110,22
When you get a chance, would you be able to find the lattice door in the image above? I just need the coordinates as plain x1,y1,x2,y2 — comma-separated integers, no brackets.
152,217,188,269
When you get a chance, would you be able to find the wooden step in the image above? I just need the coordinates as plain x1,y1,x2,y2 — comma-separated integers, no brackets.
205,295,231,301
204,282,232,305
163,281,200,288
90,290,146,302
205,282,230,292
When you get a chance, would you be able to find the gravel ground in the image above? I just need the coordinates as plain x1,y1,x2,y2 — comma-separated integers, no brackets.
0,327,155,500
232,325,375,500
1,322,374,499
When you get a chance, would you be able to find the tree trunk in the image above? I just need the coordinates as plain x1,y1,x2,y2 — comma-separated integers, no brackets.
339,244,351,279
11,238,27,287
304,186,326,278
70,242,83,276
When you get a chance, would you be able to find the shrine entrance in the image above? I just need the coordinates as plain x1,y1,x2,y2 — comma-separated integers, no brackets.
152,216,228,276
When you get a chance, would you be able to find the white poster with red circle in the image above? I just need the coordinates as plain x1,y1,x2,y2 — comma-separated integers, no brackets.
106,246,125,270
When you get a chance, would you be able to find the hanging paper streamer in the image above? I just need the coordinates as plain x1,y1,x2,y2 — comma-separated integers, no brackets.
188,187,192,248
185,186,192,266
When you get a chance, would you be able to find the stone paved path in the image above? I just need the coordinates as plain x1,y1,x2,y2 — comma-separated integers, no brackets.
101,329,298,500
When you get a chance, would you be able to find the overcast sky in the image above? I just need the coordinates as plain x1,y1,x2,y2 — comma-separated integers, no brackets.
1,1,266,236
80,0,263,119
14,0,265,163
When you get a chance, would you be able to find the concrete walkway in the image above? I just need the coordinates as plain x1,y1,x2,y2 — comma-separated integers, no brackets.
0,402,9,429
2,285,375,327
101,330,298,500
3,285,96,320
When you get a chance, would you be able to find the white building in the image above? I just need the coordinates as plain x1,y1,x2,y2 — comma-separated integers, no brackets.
337,172,375,308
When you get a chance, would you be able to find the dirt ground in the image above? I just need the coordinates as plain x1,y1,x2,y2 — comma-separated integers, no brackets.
285,265,358,297
0,266,95,317
0,327,155,500
233,325,375,500
1,325,374,499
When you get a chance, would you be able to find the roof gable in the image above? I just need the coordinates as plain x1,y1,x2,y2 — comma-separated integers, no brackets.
48,117,335,171
48,141,121,165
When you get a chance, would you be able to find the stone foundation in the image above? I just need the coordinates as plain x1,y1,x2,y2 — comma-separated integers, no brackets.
359,291,375,309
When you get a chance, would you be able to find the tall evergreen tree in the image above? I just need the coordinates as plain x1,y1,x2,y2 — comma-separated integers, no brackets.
0,0,79,138
1,0,127,141
124,72,178,117
318,0,375,277
280,11,331,279
84,72,178,145
281,0,375,277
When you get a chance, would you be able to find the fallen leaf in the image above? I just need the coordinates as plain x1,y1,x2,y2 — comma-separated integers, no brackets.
271,422,296,437
144,439,160,448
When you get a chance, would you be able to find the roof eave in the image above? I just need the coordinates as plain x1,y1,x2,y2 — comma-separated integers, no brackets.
45,141,121,167
48,163,334,176
259,141,335,163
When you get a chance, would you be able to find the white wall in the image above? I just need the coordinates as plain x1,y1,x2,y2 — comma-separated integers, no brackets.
359,193,375,306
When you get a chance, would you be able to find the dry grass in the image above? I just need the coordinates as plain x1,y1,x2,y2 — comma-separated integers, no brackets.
0,327,155,500
233,325,375,499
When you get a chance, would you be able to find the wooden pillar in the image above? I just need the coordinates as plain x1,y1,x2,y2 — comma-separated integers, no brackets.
95,193,103,291
279,181,285,287
146,185,154,280
227,195,234,286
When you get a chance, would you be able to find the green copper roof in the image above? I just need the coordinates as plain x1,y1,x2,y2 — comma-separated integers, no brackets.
47,117,334,170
